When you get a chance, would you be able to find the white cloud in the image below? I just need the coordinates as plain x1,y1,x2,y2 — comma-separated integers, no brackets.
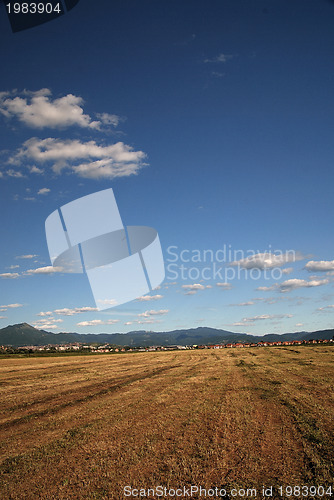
6,169,25,178
54,306,98,316
37,187,50,195
282,267,294,275
182,283,205,291
36,318,63,324
0,89,101,129
40,325,60,330
32,317,63,330
0,272,19,279
138,309,169,318
211,71,225,78
16,254,37,259
204,53,234,63
257,277,330,293
125,317,163,325
37,311,53,317
96,112,120,127
216,282,232,290
30,165,44,174
251,296,280,304
279,278,329,292
77,319,119,327
11,138,147,180
317,304,334,312
137,320,161,325
231,301,255,306
182,283,209,295
233,313,293,326
304,260,334,272
96,299,118,307
7,265,19,269
136,294,164,302
0,316,7,319
33,315,64,330
256,285,277,292
0,303,23,311
231,251,305,270
25,266,62,275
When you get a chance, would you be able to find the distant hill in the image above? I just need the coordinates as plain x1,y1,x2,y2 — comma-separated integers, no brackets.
0,323,333,347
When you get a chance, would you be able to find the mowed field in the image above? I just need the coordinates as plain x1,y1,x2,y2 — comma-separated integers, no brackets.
0,346,333,499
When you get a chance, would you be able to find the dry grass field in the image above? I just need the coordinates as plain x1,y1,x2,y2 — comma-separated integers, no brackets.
0,346,333,499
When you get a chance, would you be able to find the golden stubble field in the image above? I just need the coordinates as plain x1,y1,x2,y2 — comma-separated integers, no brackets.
0,346,333,499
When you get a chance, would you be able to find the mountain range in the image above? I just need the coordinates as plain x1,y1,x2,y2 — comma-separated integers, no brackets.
0,323,333,347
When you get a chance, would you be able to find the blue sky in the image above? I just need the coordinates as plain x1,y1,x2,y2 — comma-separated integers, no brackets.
0,0,334,336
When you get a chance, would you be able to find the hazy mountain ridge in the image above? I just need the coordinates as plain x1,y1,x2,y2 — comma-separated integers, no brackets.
0,323,333,347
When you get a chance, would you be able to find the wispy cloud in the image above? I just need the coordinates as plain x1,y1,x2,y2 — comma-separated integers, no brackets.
216,282,232,290
6,169,25,178
233,313,293,326
30,165,44,174
182,283,206,291
138,309,169,318
0,303,23,311
15,254,37,259
204,53,234,63
136,294,164,302
230,301,254,306
0,272,19,279
211,71,225,78
37,187,50,195
316,304,334,312
231,251,305,270
96,299,118,308
282,267,294,275
257,277,329,293
182,283,212,295
136,320,162,325
96,112,121,127
122,309,169,326
174,33,196,46
32,316,64,330
77,319,119,327
9,137,147,180
54,307,98,316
